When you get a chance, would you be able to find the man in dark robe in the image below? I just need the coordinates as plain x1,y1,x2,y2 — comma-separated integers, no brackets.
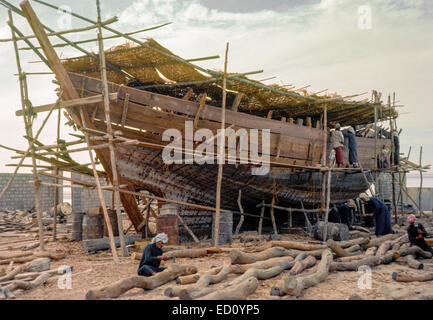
137,233,170,277
407,214,433,254
359,193,393,236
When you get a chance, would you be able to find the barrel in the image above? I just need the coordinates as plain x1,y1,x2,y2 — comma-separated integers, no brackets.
82,213,104,240
156,214,179,245
71,212,84,241
103,209,119,237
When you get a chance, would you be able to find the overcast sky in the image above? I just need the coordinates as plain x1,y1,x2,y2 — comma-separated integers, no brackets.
0,0,431,178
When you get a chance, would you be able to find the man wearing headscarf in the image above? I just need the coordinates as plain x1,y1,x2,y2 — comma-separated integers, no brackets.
330,123,344,167
343,126,358,168
359,193,393,236
137,233,170,277
406,214,433,254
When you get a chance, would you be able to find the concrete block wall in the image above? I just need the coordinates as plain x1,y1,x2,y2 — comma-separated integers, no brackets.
71,173,113,213
375,172,403,203
0,173,63,212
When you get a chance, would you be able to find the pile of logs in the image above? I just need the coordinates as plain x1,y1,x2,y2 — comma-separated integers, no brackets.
0,256,71,299
0,207,71,235
84,222,433,300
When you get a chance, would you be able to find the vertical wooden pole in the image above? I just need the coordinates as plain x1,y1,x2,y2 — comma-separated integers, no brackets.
320,104,328,211
419,146,423,217
321,105,328,167
214,42,229,247
258,200,265,236
322,166,333,242
234,190,244,235
8,10,44,251
390,93,398,223
270,178,278,236
53,105,61,241
96,0,127,256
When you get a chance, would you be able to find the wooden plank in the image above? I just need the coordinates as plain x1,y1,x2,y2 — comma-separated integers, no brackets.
68,73,324,140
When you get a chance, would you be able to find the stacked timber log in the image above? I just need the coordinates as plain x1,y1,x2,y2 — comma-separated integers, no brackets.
0,257,72,299
84,220,433,300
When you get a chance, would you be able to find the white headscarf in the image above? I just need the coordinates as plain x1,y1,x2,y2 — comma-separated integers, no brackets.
359,193,370,202
152,233,168,244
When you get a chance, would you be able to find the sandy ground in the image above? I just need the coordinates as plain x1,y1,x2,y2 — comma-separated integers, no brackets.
3,231,432,301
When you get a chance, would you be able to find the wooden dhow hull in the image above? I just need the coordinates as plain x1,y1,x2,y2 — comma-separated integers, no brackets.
68,73,390,231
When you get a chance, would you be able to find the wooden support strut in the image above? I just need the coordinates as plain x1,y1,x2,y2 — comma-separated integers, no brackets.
193,93,207,129
96,0,127,257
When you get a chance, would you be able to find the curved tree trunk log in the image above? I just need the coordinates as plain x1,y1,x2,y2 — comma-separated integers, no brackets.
330,252,395,272
335,253,365,263
351,226,371,234
289,255,316,275
270,249,333,297
396,246,433,259
85,264,197,300
365,246,377,256
362,234,398,249
267,241,327,251
0,251,66,265
165,264,231,298
230,247,296,265
231,256,295,274
176,264,232,300
346,244,362,253
176,274,200,285
376,241,392,256
392,271,433,282
0,257,50,282
4,272,51,293
176,266,222,285
331,246,432,272
242,244,268,253
225,266,285,288
326,239,348,257
405,255,424,270
197,277,259,300
0,252,32,260
391,243,401,251
337,237,370,248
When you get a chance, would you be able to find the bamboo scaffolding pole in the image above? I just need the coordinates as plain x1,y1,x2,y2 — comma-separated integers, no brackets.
96,0,127,257
12,143,109,158
0,16,118,42
8,9,44,250
214,42,229,247
19,0,120,264
22,22,173,51
53,94,61,241
390,93,398,223
419,146,423,217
